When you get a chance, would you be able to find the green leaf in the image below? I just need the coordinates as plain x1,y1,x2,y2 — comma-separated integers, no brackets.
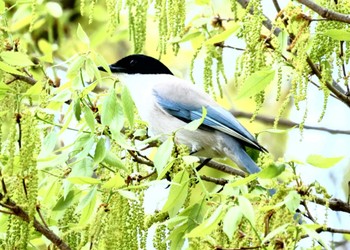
83,106,95,132
101,90,118,126
236,68,275,100
46,1,63,18
0,0,5,14
262,223,290,244
73,99,82,121
121,85,135,127
186,204,225,237
24,80,42,97
183,106,207,131
79,188,97,226
117,190,138,201
102,151,128,171
228,173,258,187
101,172,125,189
0,61,24,75
77,23,90,45
323,29,350,41
205,22,240,45
93,138,107,164
77,186,97,212
170,31,202,44
223,206,243,240
162,170,189,217
0,51,34,67
154,137,174,176
52,190,77,211
284,190,301,213
306,154,343,168
39,130,58,158
258,163,285,179
67,56,85,79
238,196,255,224
38,39,53,63
67,176,101,185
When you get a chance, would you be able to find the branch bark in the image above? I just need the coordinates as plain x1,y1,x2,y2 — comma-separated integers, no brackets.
296,0,350,24
0,193,71,250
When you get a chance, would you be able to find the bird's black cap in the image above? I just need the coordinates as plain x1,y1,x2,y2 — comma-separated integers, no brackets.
98,54,173,75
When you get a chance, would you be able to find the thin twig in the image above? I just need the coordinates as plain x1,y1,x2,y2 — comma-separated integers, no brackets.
200,158,246,177
200,175,229,185
232,109,350,135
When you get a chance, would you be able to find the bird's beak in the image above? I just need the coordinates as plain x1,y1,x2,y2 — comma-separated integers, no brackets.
97,65,126,73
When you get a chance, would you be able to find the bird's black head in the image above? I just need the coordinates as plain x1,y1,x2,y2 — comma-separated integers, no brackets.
98,54,173,75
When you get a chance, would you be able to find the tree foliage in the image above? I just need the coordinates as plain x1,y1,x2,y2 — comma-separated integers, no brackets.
0,0,349,249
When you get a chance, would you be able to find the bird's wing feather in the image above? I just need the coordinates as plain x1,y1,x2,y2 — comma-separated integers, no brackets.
153,86,265,152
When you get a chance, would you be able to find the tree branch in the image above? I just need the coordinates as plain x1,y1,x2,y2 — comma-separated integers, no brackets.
0,194,70,250
200,175,229,185
235,0,350,107
232,110,350,135
296,0,350,24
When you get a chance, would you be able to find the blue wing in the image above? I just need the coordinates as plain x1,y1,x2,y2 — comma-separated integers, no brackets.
154,91,266,152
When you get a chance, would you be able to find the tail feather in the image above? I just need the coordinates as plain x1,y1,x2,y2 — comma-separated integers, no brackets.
223,138,261,174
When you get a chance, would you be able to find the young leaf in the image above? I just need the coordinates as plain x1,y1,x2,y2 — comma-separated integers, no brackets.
170,31,202,44
79,188,97,226
0,51,34,67
77,23,90,45
52,190,78,211
262,223,290,244
284,190,301,213
77,186,98,212
102,151,128,171
154,137,174,176
323,29,350,41
117,190,138,201
186,204,225,237
67,176,101,185
228,173,258,187
258,163,285,179
236,68,275,100
101,172,125,189
162,170,189,217
223,206,243,240
83,105,95,132
183,106,207,131
238,196,255,224
121,85,135,127
93,137,107,164
0,61,24,75
306,154,343,168
101,90,118,126
205,22,240,45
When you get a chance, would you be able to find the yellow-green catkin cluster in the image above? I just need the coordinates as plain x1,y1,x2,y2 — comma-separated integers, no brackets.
155,0,186,55
127,0,149,53
203,46,226,98
106,0,121,34
235,0,267,115
60,204,82,248
101,191,146,249
153,224,167,250
29,0,38,32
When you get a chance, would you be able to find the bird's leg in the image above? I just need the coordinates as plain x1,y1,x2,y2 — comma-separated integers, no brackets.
196,158,212,172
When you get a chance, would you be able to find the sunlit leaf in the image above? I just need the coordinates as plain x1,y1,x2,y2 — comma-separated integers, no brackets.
77,23,90,45
93,137,107,164
154,137,174,176
118,190,138,201
205,22,240,45
236,68,275,100
238,196,255,224
83,105,95,132
186,204,225,237
262,224,290,244
306,154,343,168
228,173,258,187
78,188,97,226
101,172,125,189
162,170,189,217
258,163,285,179
68,176,101,185
323,29,350,41
52,190,78,211
0,51,34,67
102,151,128,171
0,61,24,75
171,31,202,44
46,2,63,18
121,85,134,127
284,190,301,213
223,206,243,240
183,107,207,131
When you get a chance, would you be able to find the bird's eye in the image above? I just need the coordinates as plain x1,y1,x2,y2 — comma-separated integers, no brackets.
129,59,137,66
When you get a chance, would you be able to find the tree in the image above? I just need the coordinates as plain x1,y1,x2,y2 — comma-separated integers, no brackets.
0,0,349,249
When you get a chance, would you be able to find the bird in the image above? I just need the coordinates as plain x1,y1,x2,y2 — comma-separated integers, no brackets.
98,54,267,174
